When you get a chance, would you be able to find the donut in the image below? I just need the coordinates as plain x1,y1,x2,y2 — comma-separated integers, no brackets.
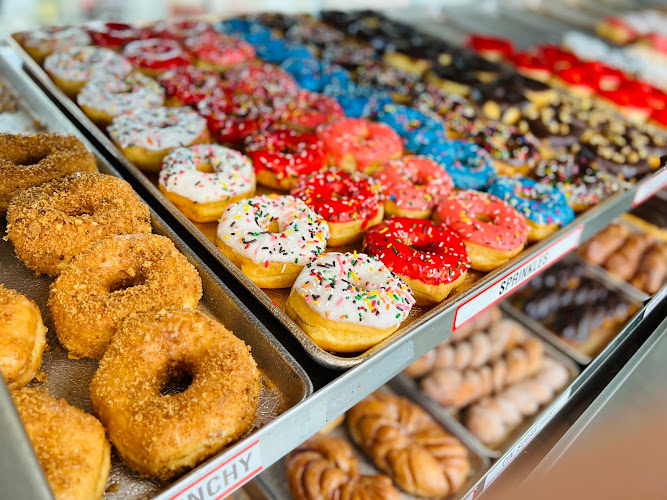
279,90,344,132
471,123,542,176
183,31,255,72
49,233,202,359
465,34,515,62
321,42,378,70
254,38,314,64
372,155,453,218
488,176,575,242
376,103,447,152
157,65,223,106
0,133,97,212
356,63,425,104
90,308,260,480
0,286,46,389
435,190,529,271
108,106,209,172
414,84,477,138
291,169,384,246
423,140,495,190
87,21,152,50
44,46,132,97
364,218,470,305
6,172,151,276
280,57,351,92
215,195,329,288
12,388,111,500
317,118,403,173
18,26,91,65
151,19,214,41
321,81,392,119
123,38,191,77
245,128,327,190
222,64,299,97
215,18,273,45
159,144,256,222
284,17,346,47
511,52,553,82
286,252,415,352
78,71,165,126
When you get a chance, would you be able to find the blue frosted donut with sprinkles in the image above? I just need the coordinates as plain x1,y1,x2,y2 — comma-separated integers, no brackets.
423,140,495,190
376,104,446,152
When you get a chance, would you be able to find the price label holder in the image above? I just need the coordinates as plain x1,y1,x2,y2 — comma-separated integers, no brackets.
644,285,667,320
633,168,667,207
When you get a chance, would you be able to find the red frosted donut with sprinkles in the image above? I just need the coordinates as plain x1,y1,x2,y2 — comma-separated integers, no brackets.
159,144,256,223
222,64,299,97
279,90,344,132
123,38,191,77
286,251,415,353
364,217,470,305
373,155,453,219
87,22,152,50
291,168,384,246
317,118,403,173
215,194,329,288
184,31,255,72
246,128,327,190
435,190,529,272
157,65,223,106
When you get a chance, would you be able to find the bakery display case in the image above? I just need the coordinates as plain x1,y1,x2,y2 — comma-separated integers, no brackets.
0,3,666,499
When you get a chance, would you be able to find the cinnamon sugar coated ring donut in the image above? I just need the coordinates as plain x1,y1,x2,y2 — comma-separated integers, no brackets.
286,252,415,352
6,172,151,276
157,66,223,106
184,31,255,72
12,388,111,500
123,38,191,76
49,234,203,359
0,286,47,389
364,218,470,305
436,190,529,271
89,308,261,480
0,133,97,212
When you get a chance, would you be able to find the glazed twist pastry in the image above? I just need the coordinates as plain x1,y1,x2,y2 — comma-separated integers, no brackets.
630,242,667,294
420,337,544,408
347,391,470,498
464,358,569,446
578,223,630,266
286,434,400,500
605,232,655,281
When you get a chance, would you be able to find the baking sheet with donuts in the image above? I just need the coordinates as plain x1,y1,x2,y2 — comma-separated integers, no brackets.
0,60,310,499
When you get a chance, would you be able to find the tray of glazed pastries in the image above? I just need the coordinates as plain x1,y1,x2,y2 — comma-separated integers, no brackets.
394,306,579,456
7,11,635,369
0,59,310,500
253,386,489,500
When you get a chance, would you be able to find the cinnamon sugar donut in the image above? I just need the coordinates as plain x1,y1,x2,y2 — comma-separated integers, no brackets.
49,234,203,359
89,308,261,480
6,173,151,276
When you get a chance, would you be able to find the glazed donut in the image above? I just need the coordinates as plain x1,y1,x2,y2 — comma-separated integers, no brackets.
279,90,344,132
184,31,255,72
123,38,191,77
245,128,327,190
87,21,152,50
18,26,91,65
0,286,46,389
373,155,453,218
291,169,384,246
6,172,151,276
0,133,97,212
376,104,447,152
364,218,470,305
215,195,329,288
78,71,165,126
488,176,575,242
423,139,495,190
49,233,203,359
12,388,111,500
280,57,351,92
317,118,403,173
151,19,214,41
44,46,131,97
286,252,415,352
108,106,209,172
222,64,299,97
435,190,529,271
89,308,261,480
159,144,256,222
157,65,223,107
471,123,542,176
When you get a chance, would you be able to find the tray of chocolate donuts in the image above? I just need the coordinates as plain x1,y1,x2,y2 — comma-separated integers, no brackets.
0,53,311,499
7,10,661,371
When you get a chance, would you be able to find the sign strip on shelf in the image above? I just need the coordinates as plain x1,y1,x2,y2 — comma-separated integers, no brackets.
644,285,667,319
633,168,667,207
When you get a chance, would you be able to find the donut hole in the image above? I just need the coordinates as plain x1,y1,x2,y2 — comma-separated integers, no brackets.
473,214,494,223
159,362,195,396
194,161,214,173
108,271,147,293
16,151,50,167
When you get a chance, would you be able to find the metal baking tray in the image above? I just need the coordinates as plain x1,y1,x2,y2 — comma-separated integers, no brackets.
0,52,312,500
253,383,490,500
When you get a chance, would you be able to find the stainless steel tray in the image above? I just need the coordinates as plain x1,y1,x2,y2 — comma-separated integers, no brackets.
0,52,312,500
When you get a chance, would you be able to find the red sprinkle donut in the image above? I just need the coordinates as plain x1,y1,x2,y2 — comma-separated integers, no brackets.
280,90,344,131
317,118,403,173
435,190,529,272
87,22,151,50
536,44,578,71
157,65,223,106
151,20,213,41
246,128,327,190
184,31,255,71
291,168,383,246
364,217,470,304
123,38,190,75
222,64,298,97
465,34,514,61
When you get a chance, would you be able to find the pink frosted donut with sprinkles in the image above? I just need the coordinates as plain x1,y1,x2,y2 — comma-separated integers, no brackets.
184,31,255,72
159,144,256,223
279,90,344,132
373,155,453,219
286,251,415,353
215,194,329,288
123,38,191,77
108,106,209,172
19,26,91,64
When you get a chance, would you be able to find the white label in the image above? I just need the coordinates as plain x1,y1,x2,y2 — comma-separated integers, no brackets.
455,227,583,328
633,168,667,207
462,488,477,500
644,285,667,319
169,440,262,500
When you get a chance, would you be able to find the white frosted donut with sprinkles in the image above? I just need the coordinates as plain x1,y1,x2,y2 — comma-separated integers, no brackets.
19,26,91,64
286,251,415,353
215,194,329,288
159,144,256,222
108,106,209,172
